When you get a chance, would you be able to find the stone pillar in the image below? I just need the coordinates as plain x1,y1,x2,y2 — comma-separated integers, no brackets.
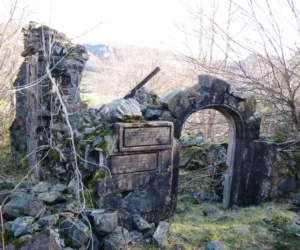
230,140,277,205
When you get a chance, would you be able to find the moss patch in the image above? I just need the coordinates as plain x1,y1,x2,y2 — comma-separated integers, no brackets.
166,202,299,249
94,170,106,180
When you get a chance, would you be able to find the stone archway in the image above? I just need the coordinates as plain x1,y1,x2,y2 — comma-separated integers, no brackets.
158,75,277,208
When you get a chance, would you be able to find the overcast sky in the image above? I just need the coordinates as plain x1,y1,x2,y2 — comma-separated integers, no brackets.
6,0,195,50
1,0,299,58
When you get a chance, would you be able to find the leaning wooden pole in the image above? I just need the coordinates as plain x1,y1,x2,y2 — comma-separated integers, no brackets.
124,66,161,99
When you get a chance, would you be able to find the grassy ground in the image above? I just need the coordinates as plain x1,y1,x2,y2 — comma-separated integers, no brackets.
164,168,300,250
167,201,299,249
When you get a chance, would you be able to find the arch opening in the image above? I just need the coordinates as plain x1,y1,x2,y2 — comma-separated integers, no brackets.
179,104,246,208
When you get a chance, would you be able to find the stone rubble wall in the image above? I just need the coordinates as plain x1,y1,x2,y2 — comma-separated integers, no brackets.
7,24,177,249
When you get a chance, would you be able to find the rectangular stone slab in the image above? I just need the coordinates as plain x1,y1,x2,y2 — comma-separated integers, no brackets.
117,122,173,152
110,152,158,174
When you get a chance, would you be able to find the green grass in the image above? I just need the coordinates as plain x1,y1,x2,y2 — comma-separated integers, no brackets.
166,201,299,249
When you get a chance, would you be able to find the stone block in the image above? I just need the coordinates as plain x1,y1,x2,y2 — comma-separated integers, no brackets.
160,89,192,120
245,116,261,140
100,98,142,123
224,94,239,110
3,196,36,219
199,75,229,104
93,212,118,235
189,92,210,109
103,226,131,249
237,95,257,120
153,221,170,246
17,229,61,250
59,218,91,247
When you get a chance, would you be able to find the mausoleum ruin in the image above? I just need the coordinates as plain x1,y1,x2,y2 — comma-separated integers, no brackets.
5,23,279,248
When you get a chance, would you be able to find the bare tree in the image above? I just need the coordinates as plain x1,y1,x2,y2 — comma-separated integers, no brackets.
177,0,235,139
224,0,300,138
178,0,300,140
0,0,28,153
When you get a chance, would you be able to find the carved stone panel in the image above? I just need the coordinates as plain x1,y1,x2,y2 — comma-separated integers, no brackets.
116,122,173,152
110,153,158,174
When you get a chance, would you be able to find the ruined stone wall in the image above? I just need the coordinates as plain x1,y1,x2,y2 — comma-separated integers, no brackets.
10,22,88,170
9,23,278,214
5,22,282,249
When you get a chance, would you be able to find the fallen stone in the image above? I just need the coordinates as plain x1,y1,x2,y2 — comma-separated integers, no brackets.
100,98,142,123
39,214,59,227
129,230,143,240
103,226,131,250
24,199,46,217
153,221,170,246
93,211,118,235
11,216,34,237
50,184,68,193
10,192,36,200
32,182,49,193
83,127,96,135
204,240,227,250
85,209,105,219
26,223,41,234
262,218,273,224
132,215,151,233
143,223,156,239
19,229,61,250
68,178,78,195
59,218,91,248
38,191,66,205
3,196,36,219
144,109,163,119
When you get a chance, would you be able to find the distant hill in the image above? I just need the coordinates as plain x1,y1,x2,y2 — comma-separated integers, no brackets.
81,43,193,108
84,44,116,62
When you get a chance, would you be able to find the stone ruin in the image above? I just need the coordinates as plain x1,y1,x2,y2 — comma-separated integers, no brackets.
5,23,278,248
